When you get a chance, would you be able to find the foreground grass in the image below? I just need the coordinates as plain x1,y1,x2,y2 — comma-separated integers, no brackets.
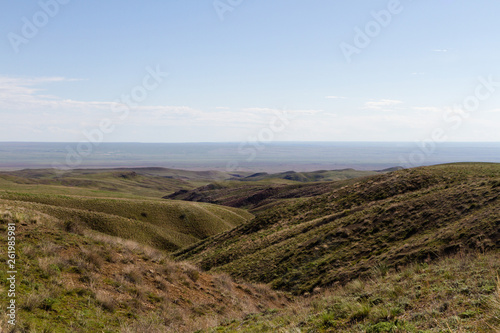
208,251,500,332
0,208,286,333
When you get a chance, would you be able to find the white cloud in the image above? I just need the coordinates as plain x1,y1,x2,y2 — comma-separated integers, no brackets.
241,107,323,117
241,107,279,114
363,99,403,110
412,106,442,113
432,49,448,52
0,76,98,112
1,75,498,142
0,76,326,141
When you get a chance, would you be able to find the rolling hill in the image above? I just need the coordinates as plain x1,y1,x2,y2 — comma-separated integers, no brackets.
0,168,233,199
175,163,500,295
0,192,252,251
164,169,384,213
0,167,379,200
0,168,258,251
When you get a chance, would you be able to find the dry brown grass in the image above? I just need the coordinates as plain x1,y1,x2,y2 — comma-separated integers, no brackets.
20,290,50,312
37,256,65,276
213,273,233,292
94,290,117,312
122,265,143,285
83,230,171,263
178,261,201,282
63,219,85,234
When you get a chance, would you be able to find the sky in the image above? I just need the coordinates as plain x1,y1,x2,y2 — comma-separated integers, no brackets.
1,0,500,143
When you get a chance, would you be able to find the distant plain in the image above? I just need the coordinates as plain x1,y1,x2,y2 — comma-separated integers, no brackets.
1,142,500,172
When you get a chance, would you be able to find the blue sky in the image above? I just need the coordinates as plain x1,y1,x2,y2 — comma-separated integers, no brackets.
1,0,500,142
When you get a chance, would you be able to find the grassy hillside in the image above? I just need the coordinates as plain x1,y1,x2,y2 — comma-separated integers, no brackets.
206,251,500,332
176,163,500,295
0,192,252,251
239,169,382,183
0,207,287,333
0,168,231,199
0,167,257,252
